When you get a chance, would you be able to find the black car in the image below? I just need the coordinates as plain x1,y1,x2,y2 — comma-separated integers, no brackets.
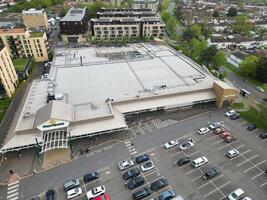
135,154,150,164
176,157,191,166
83,172,100,183
150,178,168,191
123,167,140,180
132,186,152,200
31,197,41,200
260,132,267,139
126,176,145,189
44,189,55,200
247,124,257,131
202,167,220,179
230,113,241,120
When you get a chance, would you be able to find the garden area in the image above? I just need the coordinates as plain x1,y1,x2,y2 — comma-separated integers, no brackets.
12,58,28,72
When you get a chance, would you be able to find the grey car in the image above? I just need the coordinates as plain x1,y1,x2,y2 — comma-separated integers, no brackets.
63,179,80,191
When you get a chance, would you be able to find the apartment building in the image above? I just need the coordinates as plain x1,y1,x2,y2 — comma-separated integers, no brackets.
97,8,155,19
0,27,49,62
59,8,88,43
132,0,159,13
0,39,18,97
22,8,49,30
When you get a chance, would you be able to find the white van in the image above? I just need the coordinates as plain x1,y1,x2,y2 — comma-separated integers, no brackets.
191,156,208,168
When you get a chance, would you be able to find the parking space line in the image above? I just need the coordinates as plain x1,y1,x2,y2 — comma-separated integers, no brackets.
240,149,252,155
251,172,265,180
217,143,230,150
185,150,199,157
206,135,218,141
143,169,159,177
185,168,200,175
191,175,202,182
235,144,245,150
180,163,191,169
243,160,266,173
197,180,211,190
203,181,230,198
260,182,267,187
212,140,224,145
236,155,258,167
170,151,183,158
238,121,247,126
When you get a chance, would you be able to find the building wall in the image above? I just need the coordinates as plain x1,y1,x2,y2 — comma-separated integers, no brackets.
143,23,165,38
0,46,18,97
61,34,86,43
132,2,158,13
22,11,49,29
0,29,49,62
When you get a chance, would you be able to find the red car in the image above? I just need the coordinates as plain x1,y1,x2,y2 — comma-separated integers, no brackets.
93,193,110,200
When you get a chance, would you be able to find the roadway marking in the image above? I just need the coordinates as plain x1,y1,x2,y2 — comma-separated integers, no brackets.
7,184,19,191
206,135,218,141
235,144,245,150
251,172,265,180
260,182,267,187
243,160,266,173
8,181,19,187
186,150,199,157
238,121,247,126
191,175,202,182
170,151,183,158
212,140,224,145
236,155,258,167
203,181,230,198
185,168,200,175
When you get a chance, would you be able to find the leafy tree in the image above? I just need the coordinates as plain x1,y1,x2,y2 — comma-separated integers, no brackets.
231,16,253,35
59,7,68,17
173,5,183,20
256,58,267,83
200,45,218,67
212,51,226,69
182,24,202,41
201,23,212,39
191,24,202,39
83,1,105,19
161,10,171,23
213,10,219,18
227,7,238,17
239,55,260,77
166,17,177,37
186,38,207,62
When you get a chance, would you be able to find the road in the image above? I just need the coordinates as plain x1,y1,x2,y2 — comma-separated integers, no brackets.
223,67,266,103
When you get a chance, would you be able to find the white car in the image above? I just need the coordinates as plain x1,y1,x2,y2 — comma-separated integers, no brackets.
209,122,221,130
86,185,106,200
242,197,252,200
67,187,82,199
118,159,134,170
197,127,210,135
227,188,245,200
191,156,208,168
164,140,179,149
225,110,236,117
179,142,194,150
256,86,264,93
140,161,155,172
226,149,240,158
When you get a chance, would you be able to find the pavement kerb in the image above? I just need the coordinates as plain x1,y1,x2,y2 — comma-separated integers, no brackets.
18,110,212,181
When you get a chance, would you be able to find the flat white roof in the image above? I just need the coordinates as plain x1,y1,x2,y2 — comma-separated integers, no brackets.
1,43,225,152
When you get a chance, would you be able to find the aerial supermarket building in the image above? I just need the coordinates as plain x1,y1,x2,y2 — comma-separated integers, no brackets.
0,43,238,156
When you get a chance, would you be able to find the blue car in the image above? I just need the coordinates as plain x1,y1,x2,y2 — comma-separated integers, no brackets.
135,154,150,164
247,124,256,131
158,190,176,200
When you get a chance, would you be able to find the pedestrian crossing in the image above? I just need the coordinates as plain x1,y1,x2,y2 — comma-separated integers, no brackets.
124,141,137,155
7,180,19,200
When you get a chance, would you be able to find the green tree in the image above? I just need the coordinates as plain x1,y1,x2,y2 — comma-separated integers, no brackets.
212,10,219,18
187,38,207,62
161,10,171,23
59,7,68,17
227,7,238,17
200,45,218,67
166,17,177,37
239,55,260,77
84,1,105,19
173,5,183,20
191,24,202,39
212,51,226,69
256,58,267,83
232,16,253,35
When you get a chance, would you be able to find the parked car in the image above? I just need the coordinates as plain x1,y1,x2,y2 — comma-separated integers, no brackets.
87,186,106,199
164,140,179,149
259,132,267,139
226,149,240,158
197,127,210,135
31,197,40,200
93,193,110,200
126,176,145,189
123,167,140,180
175,157,191,166
225,110,236,117
135,154,150,164
118,159,134,170
224,134,237,143
227,188,245,200
230,113,241,120
63,179,80,191
256,86,264,93
179,142,194,150
247,124,257,131
158,190,176,200
191,156,208,168
202,167,220,179
67,187,82,199
132,186,152,200
242,197,252,200
83,172,100,183
140,161,155,172
213,127,225,135
150,178,168,191
209,122,221,130
44,189,55,200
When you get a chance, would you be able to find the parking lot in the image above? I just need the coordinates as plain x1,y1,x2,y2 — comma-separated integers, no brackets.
29,109,267,200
